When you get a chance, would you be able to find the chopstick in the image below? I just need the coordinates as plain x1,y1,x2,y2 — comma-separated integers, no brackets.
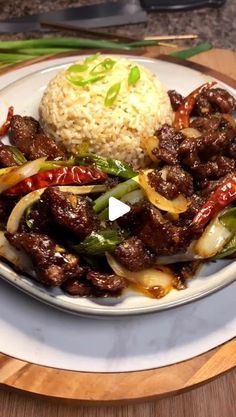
41,21,198,44
144,35,198,41
40,21,137,42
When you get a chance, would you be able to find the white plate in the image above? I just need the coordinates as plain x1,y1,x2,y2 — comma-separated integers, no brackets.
0,54,235,317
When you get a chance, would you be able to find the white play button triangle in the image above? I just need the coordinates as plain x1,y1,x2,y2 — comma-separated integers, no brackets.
108,197,130,221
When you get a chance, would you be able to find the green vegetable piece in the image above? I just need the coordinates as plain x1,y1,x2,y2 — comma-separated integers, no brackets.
84,52,101,64
219,207,236,232
170,43,213,60
128,65,140,86
75,153,137,179
214,234,236,259
7,146,27,165
74,230,121,255
67,63,88,74
94,177,139,213
104,82,121,107
90,58,116,75
66,74,105,86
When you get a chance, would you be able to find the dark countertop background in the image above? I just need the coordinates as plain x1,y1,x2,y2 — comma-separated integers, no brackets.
0,0,235,49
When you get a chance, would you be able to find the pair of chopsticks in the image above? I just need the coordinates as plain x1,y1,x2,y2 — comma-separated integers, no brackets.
41,21,198,46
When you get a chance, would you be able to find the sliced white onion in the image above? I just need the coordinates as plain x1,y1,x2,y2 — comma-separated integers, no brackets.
106,252,173,298
138,169,189,214
0,231,34,276
0,157,46,194
194,216,232,258
7,184,106,234
140,135,160,163
0,166,17,176
181,127,201,138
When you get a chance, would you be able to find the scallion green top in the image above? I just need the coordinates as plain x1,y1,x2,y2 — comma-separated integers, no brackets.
66,55,141,107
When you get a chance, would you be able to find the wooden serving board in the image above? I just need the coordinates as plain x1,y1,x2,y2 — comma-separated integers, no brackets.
0,46,235,404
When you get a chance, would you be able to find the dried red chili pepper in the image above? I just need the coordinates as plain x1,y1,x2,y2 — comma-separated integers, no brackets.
5,166,107,196
0,106,14,137
174,82,216,130
192,173,236,228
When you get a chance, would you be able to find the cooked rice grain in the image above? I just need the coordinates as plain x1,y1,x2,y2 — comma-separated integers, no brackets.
39,56,173,168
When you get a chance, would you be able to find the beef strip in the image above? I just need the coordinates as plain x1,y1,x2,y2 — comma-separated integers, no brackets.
6,232,83,286
0,143,16,167
190,113,230,133
62,271,126,297
38,187,99,239
116,201,146,234
27,132,66,160
10,116,40,154
191,156,235,180
194,88,236,116
86,271,127,292
62,276,93,297
168,90,183,111
171,261,201,290
152,124,184,165
114,236,154,272
137,205,196,256
178,194,205,223
148,165,194,199
10,115,66,160
178,126,236,180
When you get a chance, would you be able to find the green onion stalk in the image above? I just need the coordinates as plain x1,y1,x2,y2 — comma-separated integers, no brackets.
94,177,139,214
0,38,161,66
73,230,121,255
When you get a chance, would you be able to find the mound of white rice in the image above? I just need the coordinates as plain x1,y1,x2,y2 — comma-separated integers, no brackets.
39,55,173,168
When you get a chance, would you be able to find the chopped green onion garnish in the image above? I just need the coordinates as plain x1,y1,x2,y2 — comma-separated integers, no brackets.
128,65,140,86
84,52,101,64
67,74,105,86
90,58,116,74
104,82,121,107
67,63,88,74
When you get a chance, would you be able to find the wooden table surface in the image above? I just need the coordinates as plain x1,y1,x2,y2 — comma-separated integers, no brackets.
0,47,236,417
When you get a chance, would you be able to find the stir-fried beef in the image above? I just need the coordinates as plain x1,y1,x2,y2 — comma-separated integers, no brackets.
38,188,99,239
191,156,235,180
178,194,205,222
10,116,40,154
0,143,16,167
86,271,127,292
152,124,184,165
62,276,93,297
178,126,236,180
114,236,154,271
62,272,126,297
27,132,66,160
10,115,66,160
6,232,83,286
190,113,232,133
137,205,186,255
148,165,194,199
168,90,183,111
117,201,146,234
194,88,236,116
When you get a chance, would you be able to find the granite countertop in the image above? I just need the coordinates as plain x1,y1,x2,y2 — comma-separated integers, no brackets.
0,0,235,50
